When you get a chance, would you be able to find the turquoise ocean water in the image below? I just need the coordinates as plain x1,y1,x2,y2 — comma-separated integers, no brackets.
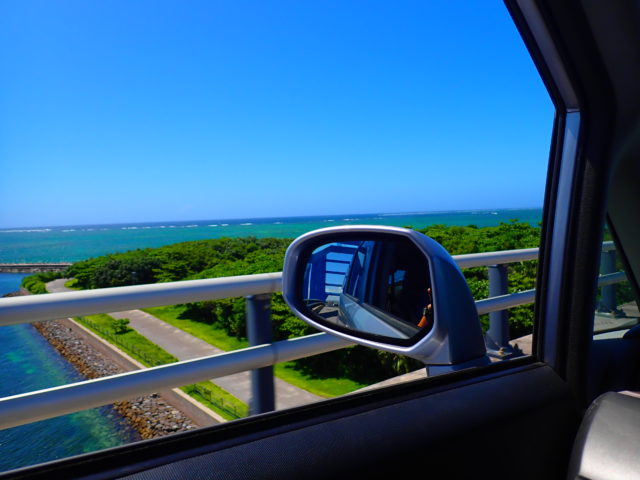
0,275,140,473
0,208,542,263
0,208,541,471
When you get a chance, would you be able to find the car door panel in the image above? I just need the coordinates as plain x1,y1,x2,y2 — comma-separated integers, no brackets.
6,361,577,480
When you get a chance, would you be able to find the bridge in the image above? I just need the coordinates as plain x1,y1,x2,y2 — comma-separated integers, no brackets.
0,244,628,431
0,263,72,273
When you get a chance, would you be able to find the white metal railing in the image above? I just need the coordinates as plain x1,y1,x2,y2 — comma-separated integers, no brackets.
0,249,541,326
0,273,283,326
454,247,539,269
0,333,350,430
0,245,626,430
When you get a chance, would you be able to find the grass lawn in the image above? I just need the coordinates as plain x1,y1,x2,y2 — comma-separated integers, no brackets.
143,305,368,397
143,305,248,351
181,381,248,421
274,361,367,397
75,314,178,367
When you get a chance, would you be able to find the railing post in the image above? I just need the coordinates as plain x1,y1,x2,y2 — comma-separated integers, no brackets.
598,249,624,317
485,265,520,358
246,294,275,415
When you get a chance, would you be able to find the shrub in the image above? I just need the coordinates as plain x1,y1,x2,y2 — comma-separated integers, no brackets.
113,318,132,334
21,271,63,294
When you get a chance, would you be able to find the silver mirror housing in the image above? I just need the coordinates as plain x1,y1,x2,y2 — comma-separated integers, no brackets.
282,225,489,368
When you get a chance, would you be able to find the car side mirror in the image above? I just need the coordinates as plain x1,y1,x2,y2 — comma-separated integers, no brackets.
282,226,490,374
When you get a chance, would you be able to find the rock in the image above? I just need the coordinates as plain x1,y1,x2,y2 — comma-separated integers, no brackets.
32,319,198,440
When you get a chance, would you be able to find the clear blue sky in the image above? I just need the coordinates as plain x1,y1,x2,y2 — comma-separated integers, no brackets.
0,1,553,229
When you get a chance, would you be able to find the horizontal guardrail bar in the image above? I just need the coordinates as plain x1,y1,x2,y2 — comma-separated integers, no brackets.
0,332,351,430
2,249,538,325
0,273,282,326
475,271,627,315
476,289,536,315
3,268,625,430
453,247,539,269
0,246,626,326
597,271,627,287
455,241,614,267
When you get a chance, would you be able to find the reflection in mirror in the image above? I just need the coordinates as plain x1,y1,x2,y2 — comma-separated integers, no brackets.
302,237,433,341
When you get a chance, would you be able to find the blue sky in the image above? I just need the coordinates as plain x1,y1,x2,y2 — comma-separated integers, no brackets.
0,1,553,229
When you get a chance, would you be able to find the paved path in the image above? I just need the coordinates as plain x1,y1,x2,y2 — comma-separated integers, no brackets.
46,279,324,410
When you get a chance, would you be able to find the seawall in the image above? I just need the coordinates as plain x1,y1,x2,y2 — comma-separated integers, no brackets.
32,319,201,439
0,263,72,273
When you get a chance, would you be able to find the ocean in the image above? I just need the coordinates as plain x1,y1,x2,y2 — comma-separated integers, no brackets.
0,208,542,263
0,275,140,472
0,208,541,471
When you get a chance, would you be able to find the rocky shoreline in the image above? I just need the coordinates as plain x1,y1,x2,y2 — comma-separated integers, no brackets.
31,319,198,439
4,289,199,439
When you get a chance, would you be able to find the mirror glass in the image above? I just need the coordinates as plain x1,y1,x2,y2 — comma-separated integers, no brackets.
301,237,433,340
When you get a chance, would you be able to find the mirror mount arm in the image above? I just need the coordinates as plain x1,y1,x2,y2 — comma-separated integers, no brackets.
426,355,492,377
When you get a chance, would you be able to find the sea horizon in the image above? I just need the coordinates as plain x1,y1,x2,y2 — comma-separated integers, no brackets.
0,207,543,264
0,206,542,231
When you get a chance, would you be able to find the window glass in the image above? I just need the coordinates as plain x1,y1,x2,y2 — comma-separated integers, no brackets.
0,1,552,472
593,224,639,337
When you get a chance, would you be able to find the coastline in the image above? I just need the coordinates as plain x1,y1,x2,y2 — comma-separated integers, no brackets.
32,319,198,439
5,290,201,440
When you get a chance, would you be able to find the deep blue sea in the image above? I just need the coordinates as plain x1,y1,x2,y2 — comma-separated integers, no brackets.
0,208,541,472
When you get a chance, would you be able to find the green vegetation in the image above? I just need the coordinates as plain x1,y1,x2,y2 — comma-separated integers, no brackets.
143,305,248,352
274,361,367,397
21,271,63,294
66,237,291,289
145,304,367,397
28,223,541,389
112,318,132,335
181,382,248,420
64,278,80,290
417,221,541,338
76,314,178,367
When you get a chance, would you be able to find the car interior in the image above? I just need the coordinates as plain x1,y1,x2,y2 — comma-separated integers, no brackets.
4,1,640,479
